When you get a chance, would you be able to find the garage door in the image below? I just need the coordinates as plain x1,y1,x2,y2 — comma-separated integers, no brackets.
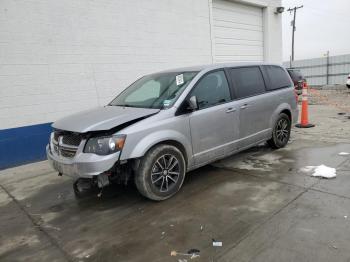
212,0,264,63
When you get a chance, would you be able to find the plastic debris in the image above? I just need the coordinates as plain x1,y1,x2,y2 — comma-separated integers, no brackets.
161,231,166,239
170,249,200,259
178,259,187,262
187,249,200,255
200,225,203,231
311,165,336,178
344,215,348,219
212,239,223,247
300,165,336,179
338,152,350,156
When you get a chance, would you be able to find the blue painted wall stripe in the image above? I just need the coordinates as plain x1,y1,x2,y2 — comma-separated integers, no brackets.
0,123,52,170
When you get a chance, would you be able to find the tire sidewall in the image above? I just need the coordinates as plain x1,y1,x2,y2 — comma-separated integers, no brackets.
136,145,186,200
272,113,291,148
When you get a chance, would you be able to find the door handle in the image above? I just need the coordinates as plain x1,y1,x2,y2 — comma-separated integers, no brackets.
226,107,236,113
240,104,249,109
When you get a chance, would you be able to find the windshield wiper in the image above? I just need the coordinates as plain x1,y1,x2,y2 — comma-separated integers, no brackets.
109,104,135,108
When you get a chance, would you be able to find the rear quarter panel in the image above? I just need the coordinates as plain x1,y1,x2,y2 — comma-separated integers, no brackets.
270,87,298,128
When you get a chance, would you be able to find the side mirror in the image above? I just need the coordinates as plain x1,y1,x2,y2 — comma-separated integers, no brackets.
188,96,198,111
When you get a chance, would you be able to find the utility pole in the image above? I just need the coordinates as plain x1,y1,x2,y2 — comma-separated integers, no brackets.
287,5,303,63
325,50,330,85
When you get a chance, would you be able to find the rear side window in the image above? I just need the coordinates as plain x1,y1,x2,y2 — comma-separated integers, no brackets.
190,70,231,109
265,65,292,90
229,67,266,98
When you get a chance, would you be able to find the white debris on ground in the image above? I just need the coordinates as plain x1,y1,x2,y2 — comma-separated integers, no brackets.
300,165,337,179
212,241,223,247
338,152,350,156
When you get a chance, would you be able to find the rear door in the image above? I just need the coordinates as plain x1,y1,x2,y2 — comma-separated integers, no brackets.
228,66,274,148
188,70,239,166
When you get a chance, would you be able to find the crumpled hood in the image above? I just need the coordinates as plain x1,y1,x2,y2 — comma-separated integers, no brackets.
52,106,160,133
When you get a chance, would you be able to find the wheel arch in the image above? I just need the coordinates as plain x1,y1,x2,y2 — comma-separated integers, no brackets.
270,103,293,128
122,130,193,168
152,140,188,166
280,108,292,121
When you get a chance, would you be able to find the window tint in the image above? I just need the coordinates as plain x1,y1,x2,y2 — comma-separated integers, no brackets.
229,67,265,98
191,70,231,109
287,69,304,81
265,65,292,90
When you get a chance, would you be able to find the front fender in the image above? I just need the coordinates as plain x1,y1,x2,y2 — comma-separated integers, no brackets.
122,129,193,164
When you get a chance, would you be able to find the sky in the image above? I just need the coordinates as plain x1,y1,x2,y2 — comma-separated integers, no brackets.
282,0,350,62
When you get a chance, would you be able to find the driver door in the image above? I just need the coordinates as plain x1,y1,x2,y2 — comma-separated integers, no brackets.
188,70,239,166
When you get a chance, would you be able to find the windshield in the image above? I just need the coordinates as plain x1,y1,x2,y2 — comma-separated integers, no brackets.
109,71,198,109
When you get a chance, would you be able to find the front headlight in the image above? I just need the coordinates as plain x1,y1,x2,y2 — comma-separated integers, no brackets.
84,134,126,155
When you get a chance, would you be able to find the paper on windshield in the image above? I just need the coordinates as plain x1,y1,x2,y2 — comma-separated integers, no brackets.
163,100,171,106
176,74,184,86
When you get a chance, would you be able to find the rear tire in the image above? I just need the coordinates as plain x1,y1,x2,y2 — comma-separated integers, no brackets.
267,113,291,149
135,144,186,201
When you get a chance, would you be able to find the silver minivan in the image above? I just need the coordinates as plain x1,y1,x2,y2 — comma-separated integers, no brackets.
47,63,298,200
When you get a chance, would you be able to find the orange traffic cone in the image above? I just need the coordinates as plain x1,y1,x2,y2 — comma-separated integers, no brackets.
295,82,315,128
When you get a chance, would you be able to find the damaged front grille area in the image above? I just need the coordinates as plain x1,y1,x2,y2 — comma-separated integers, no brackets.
51,131,82,158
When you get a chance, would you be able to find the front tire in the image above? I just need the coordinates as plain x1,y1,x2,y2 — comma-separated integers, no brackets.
135,144,186,201
267,113,291,149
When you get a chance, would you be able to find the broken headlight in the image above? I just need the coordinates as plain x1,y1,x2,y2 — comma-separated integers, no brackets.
84,135,126,155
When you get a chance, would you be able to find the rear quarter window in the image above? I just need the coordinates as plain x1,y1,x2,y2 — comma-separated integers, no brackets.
288,70,304,81
265,65,292,90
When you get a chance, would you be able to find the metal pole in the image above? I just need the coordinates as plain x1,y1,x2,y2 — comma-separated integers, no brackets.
291,8,296,61
326,50,330,85
288,6,303,62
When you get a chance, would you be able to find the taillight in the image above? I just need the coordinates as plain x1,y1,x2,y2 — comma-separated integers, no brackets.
294,89,298,103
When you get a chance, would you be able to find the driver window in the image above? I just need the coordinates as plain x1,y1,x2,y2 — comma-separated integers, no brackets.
125,80,160,103
191,70,231,109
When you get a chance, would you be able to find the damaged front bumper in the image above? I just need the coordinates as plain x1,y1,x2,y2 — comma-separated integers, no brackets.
46,145,120,179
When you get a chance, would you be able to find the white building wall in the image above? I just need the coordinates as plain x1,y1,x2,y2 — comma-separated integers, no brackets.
0,0,282,130
0,0,212,129
262,2,283,63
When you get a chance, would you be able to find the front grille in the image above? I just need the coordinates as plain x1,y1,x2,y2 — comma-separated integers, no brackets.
60,148,77,158
62,134,82,146
51,131,82,158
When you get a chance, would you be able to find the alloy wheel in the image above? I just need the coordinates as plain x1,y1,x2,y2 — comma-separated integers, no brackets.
151,154,180,193
276,118,289,143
